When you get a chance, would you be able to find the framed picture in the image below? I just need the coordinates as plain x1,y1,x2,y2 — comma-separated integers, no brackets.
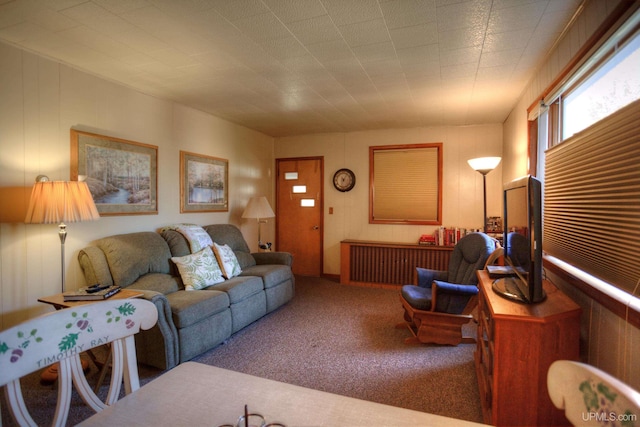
180,151,228,213
71,129,158,215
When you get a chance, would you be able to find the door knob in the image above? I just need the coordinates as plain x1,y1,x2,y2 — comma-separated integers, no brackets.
312,225,319,230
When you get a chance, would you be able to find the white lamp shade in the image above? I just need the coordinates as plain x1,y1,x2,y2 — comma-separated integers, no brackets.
467,157,502,175
24,181,100,224
242,196,275,220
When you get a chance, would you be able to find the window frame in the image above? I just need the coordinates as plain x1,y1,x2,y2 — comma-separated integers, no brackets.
369,143,443,225
528,3,640,328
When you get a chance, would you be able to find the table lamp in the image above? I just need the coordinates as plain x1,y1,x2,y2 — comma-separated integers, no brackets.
467,157,501,231
242,196,275,250
24,175,100,292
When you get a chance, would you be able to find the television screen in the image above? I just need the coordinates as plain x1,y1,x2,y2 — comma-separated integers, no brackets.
492,175,546,304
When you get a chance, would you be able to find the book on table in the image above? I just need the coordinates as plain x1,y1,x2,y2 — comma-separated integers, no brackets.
63,285,121,301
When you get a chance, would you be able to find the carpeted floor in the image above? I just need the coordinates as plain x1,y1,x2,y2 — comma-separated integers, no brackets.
2,276,483,426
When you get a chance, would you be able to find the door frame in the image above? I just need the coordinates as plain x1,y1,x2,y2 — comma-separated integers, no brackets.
275,156,324,276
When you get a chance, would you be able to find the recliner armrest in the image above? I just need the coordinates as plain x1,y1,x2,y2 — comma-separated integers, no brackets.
252,251,293,267
432,280,479,296
416,267,448,288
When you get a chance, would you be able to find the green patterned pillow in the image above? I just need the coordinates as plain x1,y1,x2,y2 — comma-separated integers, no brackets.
212,242,242,279
171,246,224,290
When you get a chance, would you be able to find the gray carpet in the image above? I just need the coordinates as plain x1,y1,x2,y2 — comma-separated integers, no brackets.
2,276,483,426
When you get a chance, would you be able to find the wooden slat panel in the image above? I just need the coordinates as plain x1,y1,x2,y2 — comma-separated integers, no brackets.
343,240,453,287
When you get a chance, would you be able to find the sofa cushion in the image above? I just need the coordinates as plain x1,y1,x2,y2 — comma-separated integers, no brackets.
212,243,242,279
166,290,230,329
208,276,264,304
129,273,181,295
96,232,172,288
204,224,257,269
171,247,225,290
241,264,292,289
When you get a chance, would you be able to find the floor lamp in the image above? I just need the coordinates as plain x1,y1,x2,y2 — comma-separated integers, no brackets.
467,157,501,231
24,175,100,292
25,176,100,382
242,196,275,251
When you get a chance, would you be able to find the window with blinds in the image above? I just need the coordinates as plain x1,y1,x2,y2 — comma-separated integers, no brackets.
369,143,442,225
544,99,640,295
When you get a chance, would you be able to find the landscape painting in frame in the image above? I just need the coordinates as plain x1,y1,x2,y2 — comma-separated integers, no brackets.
71,129,158,215
180,151,228,213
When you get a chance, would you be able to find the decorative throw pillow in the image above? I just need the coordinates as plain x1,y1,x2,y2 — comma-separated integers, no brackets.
212,242,242,279
171,246,224,291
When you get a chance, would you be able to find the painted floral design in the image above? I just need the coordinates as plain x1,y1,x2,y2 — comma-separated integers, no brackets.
1,302,138,364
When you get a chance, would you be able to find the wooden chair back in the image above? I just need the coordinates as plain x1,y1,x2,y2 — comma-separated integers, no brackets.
0,299,158,427
548,360,640,427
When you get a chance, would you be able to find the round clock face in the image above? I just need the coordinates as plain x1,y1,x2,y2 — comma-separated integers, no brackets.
333,168,356,192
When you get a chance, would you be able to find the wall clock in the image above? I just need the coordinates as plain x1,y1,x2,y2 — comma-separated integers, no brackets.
333,168,356,192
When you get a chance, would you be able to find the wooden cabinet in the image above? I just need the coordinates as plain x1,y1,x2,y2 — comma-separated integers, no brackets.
475,270,581,427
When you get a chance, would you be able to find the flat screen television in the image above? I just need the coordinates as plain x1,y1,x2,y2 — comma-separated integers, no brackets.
492,175,546,304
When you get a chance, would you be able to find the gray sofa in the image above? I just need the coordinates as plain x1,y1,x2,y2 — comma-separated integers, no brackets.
77,224,294,370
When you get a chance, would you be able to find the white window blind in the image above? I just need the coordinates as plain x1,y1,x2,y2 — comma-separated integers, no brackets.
544,99,640,294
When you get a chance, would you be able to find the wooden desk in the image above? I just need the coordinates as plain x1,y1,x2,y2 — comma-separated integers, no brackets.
79,362,489,427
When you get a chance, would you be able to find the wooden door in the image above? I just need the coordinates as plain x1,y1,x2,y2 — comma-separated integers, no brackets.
276,157,323,276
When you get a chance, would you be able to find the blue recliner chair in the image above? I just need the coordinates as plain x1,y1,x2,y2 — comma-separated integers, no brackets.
398,232,495,345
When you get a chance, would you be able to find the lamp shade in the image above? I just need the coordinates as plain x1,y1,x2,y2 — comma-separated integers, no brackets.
24,181,100,224
242,196,275,219
467,157,502,175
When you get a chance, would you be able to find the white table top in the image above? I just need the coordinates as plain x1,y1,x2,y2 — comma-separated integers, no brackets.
79,362,488,427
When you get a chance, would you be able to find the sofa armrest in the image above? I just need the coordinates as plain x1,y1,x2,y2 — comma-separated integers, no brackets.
252,251,293,267
78,246,114,287
128,289,180,370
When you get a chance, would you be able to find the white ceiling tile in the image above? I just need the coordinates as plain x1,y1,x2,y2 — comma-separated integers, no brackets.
306,39,354,63
58,26,139,59
259,36,308,60
487,1,547,33
285,15,342,45
232,12,291,43
480,49,521,68
94,0,151,15
483,28,534,52
338,19,390,48
379,0,436,30
0,0,583,136
362,58,403,77
436,0,491,30
439,46,481,67
0,22,53,43
437,26,485,50
264,0,327,24
396,44,439,66
389,22,438,49
210,0,269,21
321,0,382,26
352,41,396,63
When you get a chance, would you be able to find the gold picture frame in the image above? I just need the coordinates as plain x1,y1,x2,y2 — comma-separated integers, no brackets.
180,150,229,213
71,129,158,216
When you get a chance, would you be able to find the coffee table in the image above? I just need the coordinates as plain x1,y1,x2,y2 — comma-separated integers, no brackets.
79,362,488,426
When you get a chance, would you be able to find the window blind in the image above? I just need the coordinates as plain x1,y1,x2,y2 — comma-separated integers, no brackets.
544,99,640,295
372,147,439,223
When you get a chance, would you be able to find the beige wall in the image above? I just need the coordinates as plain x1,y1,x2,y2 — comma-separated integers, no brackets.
275,125,503,275
502,0,639,389
0,42,275,329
